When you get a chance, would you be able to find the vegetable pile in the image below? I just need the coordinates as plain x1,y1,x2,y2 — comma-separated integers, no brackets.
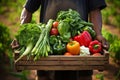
15,9,103,62
15,23,42,62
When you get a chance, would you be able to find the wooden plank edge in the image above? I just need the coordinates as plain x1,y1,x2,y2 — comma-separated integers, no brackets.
16,65,105,71
15,55,108,61
16,60,108,66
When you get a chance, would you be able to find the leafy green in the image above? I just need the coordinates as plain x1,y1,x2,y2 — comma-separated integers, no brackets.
15,23,42,62
57,9,81,21
58,20,71,42
16,23,42,47
56,9,94,38
57,9,83,37
15,20,54,61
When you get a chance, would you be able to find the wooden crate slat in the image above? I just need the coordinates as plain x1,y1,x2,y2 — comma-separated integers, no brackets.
16,60,108,66
14,49,109,71
16,65,105,70
15,55,108,61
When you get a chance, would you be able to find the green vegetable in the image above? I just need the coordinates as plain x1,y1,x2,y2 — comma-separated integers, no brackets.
57,9,83,37
32,19,54,60
57,9,81,21
83,26,96,39
56,9,94,37
80,21,94,26
49,35,58,45
15,43,33,63
60,32,71,43
58,20,70,36
15,23,42,62
58,20,71,42
53,40,66,55
16,23,42,47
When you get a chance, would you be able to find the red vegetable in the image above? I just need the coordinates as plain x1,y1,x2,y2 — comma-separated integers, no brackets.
74,31,92,47
92,53,102,56
50,28,59,35
89,40,102,54
52,21,59,28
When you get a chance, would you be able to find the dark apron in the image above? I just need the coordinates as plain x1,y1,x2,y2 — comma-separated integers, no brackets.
40,0,88,23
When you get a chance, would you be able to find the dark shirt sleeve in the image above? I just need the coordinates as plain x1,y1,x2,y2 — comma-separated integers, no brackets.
88,0,106,12
24,0,41,13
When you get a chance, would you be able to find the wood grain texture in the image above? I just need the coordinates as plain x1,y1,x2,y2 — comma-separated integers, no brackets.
14,50,109,71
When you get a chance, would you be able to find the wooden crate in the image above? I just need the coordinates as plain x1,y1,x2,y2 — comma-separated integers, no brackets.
14,50,109,71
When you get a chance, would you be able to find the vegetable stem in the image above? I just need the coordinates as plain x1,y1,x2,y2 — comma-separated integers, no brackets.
15,43,33,63
31,19,54,60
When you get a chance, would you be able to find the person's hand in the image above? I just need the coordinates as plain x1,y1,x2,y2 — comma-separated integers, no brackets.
20,8,32,24
11,39,19,49
96,35,110,51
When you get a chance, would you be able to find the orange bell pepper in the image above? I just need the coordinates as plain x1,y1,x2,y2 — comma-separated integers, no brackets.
66,41,80,55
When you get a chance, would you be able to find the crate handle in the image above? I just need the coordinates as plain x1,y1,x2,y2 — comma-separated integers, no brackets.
103,49,109,57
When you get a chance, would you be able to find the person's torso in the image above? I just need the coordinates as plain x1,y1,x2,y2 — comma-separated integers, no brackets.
40,0,88,23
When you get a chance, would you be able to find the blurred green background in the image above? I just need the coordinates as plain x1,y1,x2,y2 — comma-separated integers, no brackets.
0,0,120,80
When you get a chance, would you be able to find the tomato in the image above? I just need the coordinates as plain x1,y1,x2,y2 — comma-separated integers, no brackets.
64,52,72,56
50,28,58,35
52,21,59,28
92,53,102,56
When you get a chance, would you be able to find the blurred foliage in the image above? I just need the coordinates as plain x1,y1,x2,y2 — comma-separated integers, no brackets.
0,1,31,80
102,0,120,28
9,70,30,80
0,23,11,53
0,0,38,32
96,73,104,80
0,0,24,14
0,0,26,38
0,0,11,6
0,0,25,68
0,23,12,66
115,70,120,80
102,29,120,63
0,23,12,78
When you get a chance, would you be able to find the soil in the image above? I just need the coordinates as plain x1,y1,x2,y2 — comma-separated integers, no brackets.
0,14,120,80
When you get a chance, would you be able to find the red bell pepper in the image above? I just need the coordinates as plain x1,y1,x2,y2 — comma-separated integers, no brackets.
73,31,92,47
89,40,102,54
